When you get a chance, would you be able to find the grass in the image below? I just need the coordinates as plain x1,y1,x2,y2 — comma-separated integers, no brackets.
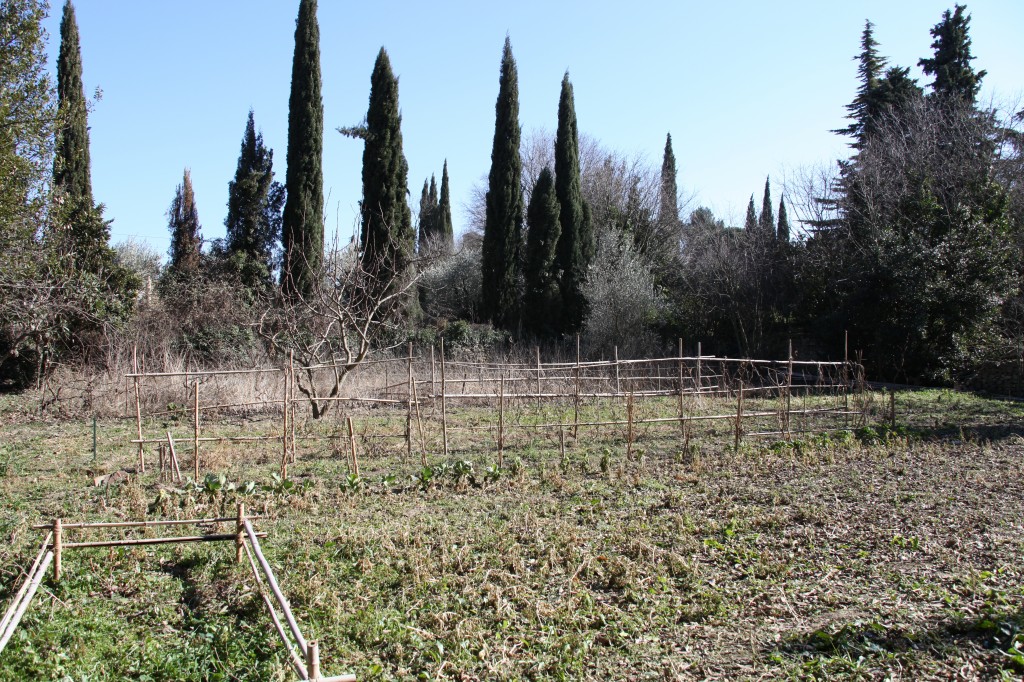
0,388,1022,680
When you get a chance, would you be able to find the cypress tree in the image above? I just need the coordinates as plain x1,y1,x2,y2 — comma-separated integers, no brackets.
919,5,985,104
436,160,454,253
360,47,414,283
481,37,524,330
523,167,562,339
659,132,679,226
281,0,323,296
553,72,592,334
744,195,758,232
417,179,432,254
225,110,282,289
777,195,790,243
758,177,775,240
167,169,202,277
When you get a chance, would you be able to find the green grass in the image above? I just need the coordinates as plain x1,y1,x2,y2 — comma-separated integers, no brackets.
1,388,1022,680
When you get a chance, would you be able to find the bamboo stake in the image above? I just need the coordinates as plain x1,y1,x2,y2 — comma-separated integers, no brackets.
53,518,62,582
132,345,144,474
307,640,321,680
243,519,308,656
412,375,426,467
61,533,265,549
498,373,505,468
406,342,413,461
890,388,896,427
734,380,744,452
166,432,182,483
0,551,52,655
559,426,566,464
431,345,437,398
0,532,51,637
289,350,296,464
677,339,685,437
696,342,702,394
32,516,258,530
626,392,635,460
614,346,621,396
241,540,308,680
281,357,290,480
573,335,581,439
347,417,360,478
787,339,794,440
193,380,200,481
536,346,542,398
235,503,245,565
440,338,449,458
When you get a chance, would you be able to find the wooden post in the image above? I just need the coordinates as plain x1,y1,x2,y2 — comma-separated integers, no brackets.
431,345,437,398
132,344,144,474
677,339,685,437
626,392,635,460
306,640,320,680
573,335,581,439
193,380,200,481
498,372,505,468
734,380,744,452
406,342,414,461
235,503,245,565
289,351,296,464
614,346,621,396
53,518,62,583
696,342,702,394
559,426,566,464
347,416,360,478
535,346,542,398
282,358,289,479
440,338,449,458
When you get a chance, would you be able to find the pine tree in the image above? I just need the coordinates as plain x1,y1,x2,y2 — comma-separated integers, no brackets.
224,110,282,289
360,47,414,283
758,177,775,239
436,160,454,253
659,133,679,226
744,195,758,232
167,169,202,277
281,0,323,296
553,72,592,334
919,5,986,103
835,21,887,146
523,167,562,339
481,37,524,329
777,195,790,243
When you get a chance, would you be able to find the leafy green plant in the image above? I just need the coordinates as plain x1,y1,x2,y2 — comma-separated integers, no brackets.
341,473,364,493
413,466,435,491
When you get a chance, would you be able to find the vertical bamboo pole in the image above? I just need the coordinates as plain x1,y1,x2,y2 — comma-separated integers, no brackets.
626,392,635,460
440,338,449,458
734,380,744,452
406,342,414,461
235,503,245,565
573,335,581,439
289,351,296,464
132,344,144,474
306,640,320,680
498,372,505,468
412,377,426,467
535,346,542,397
890,389,896,428
347,416,360,478
158,444,165,481
787,339,794,440
53,518,62,583
843,330,850,419
677,339,685,437
193,380,200,481
696,342,702,394
281,361,289,480
431,345,437,398
614,346,621,396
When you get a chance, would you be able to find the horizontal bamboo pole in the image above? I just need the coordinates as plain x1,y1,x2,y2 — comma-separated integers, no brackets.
125,367,282,378
0,533,51,636
243,519,307,657
0,551,52,655
146,398,286,418
241,539,308,679
130,435,284,445
61,532,266,549
33,517,259,530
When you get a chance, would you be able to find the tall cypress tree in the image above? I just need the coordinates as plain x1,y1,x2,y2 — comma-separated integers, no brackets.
360,47,413,283
225,110,282,289
436,160,454,253
758,177,775,240
523,167,562,339
744,195,758,232
167,169,202,278
777,195,790,243
417,179,432,254
482,37,523,330
659,132,679,226
281,0,323,296
553,72,592,334
919,5,986,103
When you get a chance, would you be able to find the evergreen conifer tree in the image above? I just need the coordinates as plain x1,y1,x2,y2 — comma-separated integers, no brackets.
777,195,790,243
919,5,986,103
417,179,432,254
659,133,679,226
523,167,562,339
282,0,323,296
436,161,454,253
481,37,524,329
359,47,414,283
759,177,775,239
167,169,202,277
744,195,758,232
553,72,592,334
224,110,282,290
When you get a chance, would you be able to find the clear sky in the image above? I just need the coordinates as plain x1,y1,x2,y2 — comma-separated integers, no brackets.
42,1,1024,257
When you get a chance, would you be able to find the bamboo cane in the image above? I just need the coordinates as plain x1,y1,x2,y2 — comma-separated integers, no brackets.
32,516,258,530
243,519,308,656
193,380,200,481
0,532,51,637
613,345,621,396
61,533,265,549
573,335,581,439
235,503,245,565
696,342,702,394
734,380,744,452
411,375,426,466
281,356,290,480
498,373,505,468
406,342,413,461
133,345,144,474
347,417,360,478
240,540,308,680
289,350,296,464
536,346,542,398
677,339,685,437
307,640,321,680
626,392,635,460
440,338,449,458
431,345,437,398
0,551,52,655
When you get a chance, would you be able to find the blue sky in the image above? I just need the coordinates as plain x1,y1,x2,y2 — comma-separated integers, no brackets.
43,1,1024,257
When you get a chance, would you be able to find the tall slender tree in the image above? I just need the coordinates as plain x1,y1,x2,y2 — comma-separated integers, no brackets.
523,167,562,338
436,160,454,253
659,133,679,226
482,37,524,329
758,177,775,239
777,195,790,243
919,5,986,103
224,110,282,289
744,195,758,232
281,0,323,296
553,72,592,334
167,169,202,277
359,47,414,283
417,178,433,254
